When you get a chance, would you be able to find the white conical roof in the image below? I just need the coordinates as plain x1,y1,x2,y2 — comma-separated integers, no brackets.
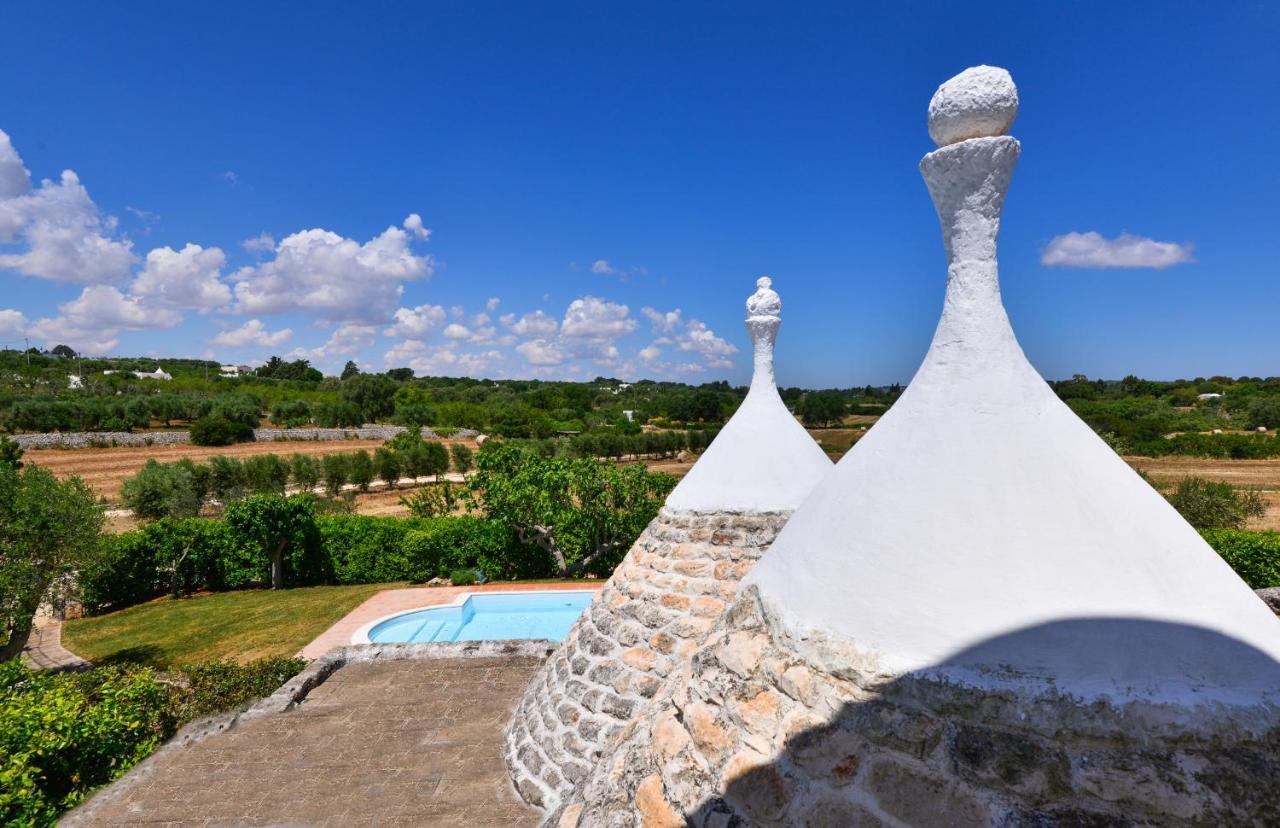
746,67,1280,707
665,277,832,512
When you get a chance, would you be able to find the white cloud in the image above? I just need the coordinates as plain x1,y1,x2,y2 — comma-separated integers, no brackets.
1041,231,1194,270
384,303,446,339
403,213,430,240
231,217,433,322
485,297,501,312
590,259,616,275
676,319,736,369
212,319,292,348
0,130,32,198
384,339,502,377
511,310,558,338
222,171,239,185
242,232,276,253
290,323,377,364
641,306,682,333
0,152,138,283
498,312,516,327
442,322,471,340
637,344,662,364
130,243,230,311
0,309,27,339
471,312,490,327
561,296,635,340
27,285,182,354
516,338,569,366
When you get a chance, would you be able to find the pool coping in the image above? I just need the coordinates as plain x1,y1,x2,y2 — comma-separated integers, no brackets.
298,582,604,660
350,588,601,645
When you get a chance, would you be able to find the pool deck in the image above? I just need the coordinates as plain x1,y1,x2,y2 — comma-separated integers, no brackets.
299,582,604,659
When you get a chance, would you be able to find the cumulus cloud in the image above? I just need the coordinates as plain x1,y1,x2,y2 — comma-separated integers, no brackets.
590,259,617,275
242,233,276,254
27,285,182,353
1041,231,1194,270
510,310,558,338
230,219,433,322
0,309,27,339
291,323,378,364
384,303,446,339
485,297,500,312
587,258,647,280
0,131,137,284
637,344,662,364
676,319,737,368
212,319,293,348
403,213,430,240
516,338,569,366
641,306,682,333
561,296,635,340
442,323,471,340
131,243,230,311
384,339,501,377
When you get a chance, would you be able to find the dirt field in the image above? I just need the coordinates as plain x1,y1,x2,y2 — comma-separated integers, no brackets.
1124,456,1280,531
26,438,471,504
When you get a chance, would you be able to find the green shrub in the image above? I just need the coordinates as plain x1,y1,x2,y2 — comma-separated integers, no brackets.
1166,477,1266,529
0,657,304,825
1199,529,1280,588
349,450,374,491
321,453,349,497
399,517,541,582
190,415,254,447
1247,396,1280,430
169,657,305,723
318,515,420,584
0,661,173,824
448,568,478,586
243,454,289,496
289,453,319,492
449,443,474,474
120,459,203,521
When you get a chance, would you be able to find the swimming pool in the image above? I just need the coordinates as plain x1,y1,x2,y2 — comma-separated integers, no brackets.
355,590,595,644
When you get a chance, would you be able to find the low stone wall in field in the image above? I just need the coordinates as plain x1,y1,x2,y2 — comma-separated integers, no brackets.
559,585,1280,827
10,425,477,450
503,507,791,813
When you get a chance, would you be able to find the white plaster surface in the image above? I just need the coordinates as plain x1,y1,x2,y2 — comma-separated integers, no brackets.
927,65,1018,148
748,68,1280,707
665,277,832,512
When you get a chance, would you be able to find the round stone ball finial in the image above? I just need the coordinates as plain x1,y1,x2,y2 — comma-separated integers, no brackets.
927,65,1018,147
747,275,782,318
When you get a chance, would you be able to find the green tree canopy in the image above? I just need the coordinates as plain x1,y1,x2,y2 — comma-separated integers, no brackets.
224,494,318,589
1,464,106,660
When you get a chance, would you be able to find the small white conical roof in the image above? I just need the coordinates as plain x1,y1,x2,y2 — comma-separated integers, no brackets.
747,67,1280,707
665,277,832,512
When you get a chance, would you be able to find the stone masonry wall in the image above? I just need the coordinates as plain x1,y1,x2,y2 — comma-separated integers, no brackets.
560,585,1280,827
503,508,791,812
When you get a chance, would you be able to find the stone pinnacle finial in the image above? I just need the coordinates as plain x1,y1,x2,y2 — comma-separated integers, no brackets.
746,275,781,318
746,276,781,390
928,65,1018,147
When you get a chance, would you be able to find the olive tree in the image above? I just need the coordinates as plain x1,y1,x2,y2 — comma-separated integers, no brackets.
1,463,106,660
466,443,675,577
120,459,203,521
224,494,318,589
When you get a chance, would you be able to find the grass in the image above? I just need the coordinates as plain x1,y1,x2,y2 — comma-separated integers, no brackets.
62,582,404,668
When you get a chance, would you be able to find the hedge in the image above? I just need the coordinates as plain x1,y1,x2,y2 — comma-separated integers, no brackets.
77,514,549,614
1200,529,1280,589
0,657,302,826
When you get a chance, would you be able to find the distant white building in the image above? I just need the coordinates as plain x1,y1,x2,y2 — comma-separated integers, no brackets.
103,368,172,381
1198,392,1223,400
68,375,83,389
220,364,251,378
622,409,635,422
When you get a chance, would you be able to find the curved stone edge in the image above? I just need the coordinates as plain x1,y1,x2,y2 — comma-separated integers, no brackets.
558,586,1280,827
503,507,792,812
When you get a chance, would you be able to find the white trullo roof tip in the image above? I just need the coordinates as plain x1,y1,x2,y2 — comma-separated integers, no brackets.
664,275,832,513
747,66,1280,707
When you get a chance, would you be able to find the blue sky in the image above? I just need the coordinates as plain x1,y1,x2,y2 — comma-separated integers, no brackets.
0,1,1277,386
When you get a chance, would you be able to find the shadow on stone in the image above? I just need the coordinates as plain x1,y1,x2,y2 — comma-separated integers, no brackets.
677,617,1280,827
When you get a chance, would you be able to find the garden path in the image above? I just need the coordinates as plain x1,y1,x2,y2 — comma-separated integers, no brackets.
20,613,91,672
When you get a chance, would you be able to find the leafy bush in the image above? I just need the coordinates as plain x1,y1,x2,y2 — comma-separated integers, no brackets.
1199,530,1280,589
120,459,203,521
169,657,304,722
349,450,374,491
449,443,474,474
190,415,254,447
1247,396,1280,430
400,517,544,582
0,661,173,824
269,399,311,428
448,569,478,586
1166,477,1266,529
0,657,304,825
243,454,289,496
319,515,419,584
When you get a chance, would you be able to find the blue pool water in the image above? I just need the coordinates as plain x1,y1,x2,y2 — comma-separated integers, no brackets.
366,591,594,643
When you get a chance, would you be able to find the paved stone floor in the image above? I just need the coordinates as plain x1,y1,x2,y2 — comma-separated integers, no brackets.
21,613,92,671
73,657,544,826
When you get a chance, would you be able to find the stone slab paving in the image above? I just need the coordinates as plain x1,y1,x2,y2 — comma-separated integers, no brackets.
299,583,603,659
21,613,91,672
70,656,544,826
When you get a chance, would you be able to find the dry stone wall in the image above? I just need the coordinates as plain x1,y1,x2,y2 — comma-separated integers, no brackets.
560,585,1280,827
504,508,791,812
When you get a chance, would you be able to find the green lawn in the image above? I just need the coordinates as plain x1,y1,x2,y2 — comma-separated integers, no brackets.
63,583,404,668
